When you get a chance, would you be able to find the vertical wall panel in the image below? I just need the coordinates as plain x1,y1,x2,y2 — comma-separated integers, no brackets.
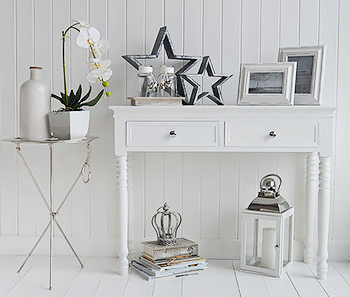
260,0,280,61
238,153,259,239
299,0,319,46
126,0,145,99
257,153,278,180
163,153,183,235
145,153,163,238
108,0,127,106
280,0,299,47
182,153,201,239
183,0,202,57
241,0,260,62
219,153,239,239
129,152,145,241
222,0,241,105
200,153,220,239
319,0,338,107
0,0,17,236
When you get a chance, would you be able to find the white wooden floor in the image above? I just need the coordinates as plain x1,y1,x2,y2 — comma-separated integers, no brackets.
1,256,350,297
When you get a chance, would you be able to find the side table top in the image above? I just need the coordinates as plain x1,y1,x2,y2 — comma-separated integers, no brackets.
1,136,98,144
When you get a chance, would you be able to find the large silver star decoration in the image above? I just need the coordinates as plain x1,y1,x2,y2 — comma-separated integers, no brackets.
179,56,233,105
122,26,200,75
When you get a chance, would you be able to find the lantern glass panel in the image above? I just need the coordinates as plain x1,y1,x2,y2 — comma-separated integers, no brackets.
244,216,278,270
283,215,293,266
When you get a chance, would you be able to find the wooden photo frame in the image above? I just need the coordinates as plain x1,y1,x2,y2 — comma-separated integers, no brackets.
237,63,296,106
278,45,326,105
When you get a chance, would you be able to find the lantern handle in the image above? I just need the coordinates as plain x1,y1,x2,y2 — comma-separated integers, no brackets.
260,174,282,193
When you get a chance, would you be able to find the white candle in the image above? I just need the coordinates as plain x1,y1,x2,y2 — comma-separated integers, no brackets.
261,227,276,269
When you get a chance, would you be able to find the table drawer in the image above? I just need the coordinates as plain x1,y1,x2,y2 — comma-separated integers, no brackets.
127,121,220,147
225,120,318,147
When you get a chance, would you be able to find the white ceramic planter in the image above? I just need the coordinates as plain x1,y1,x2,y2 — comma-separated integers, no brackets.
49,110,90,140
20,66,51,140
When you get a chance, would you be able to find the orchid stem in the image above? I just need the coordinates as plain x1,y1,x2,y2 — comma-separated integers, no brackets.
62,23,80,108
62,31,68,106
64,22,80,35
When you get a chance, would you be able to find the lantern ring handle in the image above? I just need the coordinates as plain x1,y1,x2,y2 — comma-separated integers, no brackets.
260,174,282,192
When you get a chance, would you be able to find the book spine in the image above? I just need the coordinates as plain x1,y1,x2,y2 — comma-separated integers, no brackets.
144,245,198,260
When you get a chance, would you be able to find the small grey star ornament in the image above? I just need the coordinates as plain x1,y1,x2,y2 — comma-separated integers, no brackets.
179,56,233,105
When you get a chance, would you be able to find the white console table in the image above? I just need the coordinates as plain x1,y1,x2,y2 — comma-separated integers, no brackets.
110,106,336,280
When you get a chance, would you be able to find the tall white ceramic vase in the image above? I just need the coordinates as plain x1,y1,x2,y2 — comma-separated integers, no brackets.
20,66,51,140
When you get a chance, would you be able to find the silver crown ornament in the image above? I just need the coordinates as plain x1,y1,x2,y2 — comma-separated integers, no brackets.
151,202,182,246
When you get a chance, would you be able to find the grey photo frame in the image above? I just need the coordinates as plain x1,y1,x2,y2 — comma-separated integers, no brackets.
278,45,326,105
237,62,297,106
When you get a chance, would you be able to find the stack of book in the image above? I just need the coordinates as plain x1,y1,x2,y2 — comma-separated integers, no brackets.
131,238,208,280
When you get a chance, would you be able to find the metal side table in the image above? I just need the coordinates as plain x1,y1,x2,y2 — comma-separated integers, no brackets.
3,136,97,290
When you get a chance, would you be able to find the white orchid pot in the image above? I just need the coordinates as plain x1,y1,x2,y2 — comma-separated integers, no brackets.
20,66,51,140
48,110,90,140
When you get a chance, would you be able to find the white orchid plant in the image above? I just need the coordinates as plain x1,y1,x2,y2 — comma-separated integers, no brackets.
51,20,112,111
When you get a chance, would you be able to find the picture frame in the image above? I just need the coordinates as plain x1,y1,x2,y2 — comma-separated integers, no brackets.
278,45,326,105
237,63,297,106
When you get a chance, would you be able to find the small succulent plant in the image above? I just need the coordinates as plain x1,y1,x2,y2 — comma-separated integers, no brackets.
51,84,103,111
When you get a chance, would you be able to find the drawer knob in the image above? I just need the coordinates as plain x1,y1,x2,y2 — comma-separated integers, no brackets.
269,131,277,138
169,130,177,138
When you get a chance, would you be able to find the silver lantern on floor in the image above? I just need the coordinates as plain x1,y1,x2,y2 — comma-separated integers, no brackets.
151,202,182,246
240,174,294,277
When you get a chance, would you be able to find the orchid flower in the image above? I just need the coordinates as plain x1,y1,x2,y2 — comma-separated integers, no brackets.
87,68,113,84
76,26,101,49
94,39,110,58
89,59,111,70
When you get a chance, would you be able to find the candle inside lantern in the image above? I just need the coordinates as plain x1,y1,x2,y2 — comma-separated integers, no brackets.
261,227,276,269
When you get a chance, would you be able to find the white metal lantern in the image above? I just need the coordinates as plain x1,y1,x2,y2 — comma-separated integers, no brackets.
240,174,294,277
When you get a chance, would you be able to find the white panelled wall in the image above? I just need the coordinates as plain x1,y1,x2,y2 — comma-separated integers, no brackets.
0,0,348,260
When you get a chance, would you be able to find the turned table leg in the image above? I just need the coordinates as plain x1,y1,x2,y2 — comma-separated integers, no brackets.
116,155,129,275
317,155,331,280
304,152,318,263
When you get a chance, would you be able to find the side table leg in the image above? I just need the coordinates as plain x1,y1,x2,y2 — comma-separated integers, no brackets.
49,214,53,290
304,152,318,263
116,155,129,275
49,143,54,290
17,221,51,273
54,219,84,268
317,155,331,280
